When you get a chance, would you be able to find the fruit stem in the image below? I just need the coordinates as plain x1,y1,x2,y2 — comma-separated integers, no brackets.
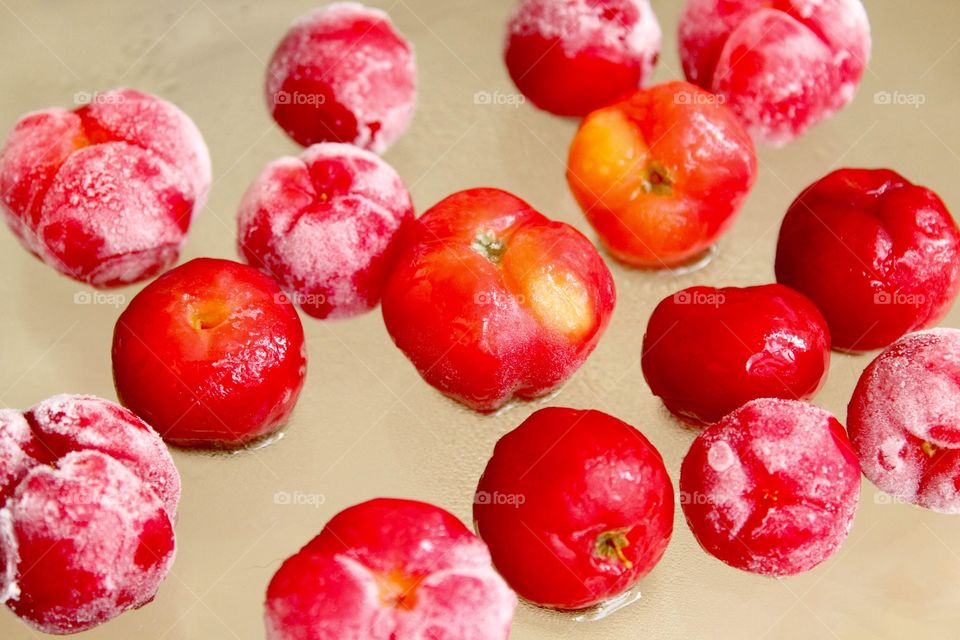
472,229,507,263
595,529,634,569
642,161,673,196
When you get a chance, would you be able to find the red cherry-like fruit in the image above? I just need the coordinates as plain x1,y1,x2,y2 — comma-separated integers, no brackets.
238,143,414,319
678,0,871,145
642,284,831,426
775,168,960,352
381,188,616,412
567,81,757,268
0,88,211,287
474,407,674,609
265,498,516,640
265,2,416,153
0,394,178,635
680,399,860,576
505,0,661,116
847,328,960,513
112,258,307,448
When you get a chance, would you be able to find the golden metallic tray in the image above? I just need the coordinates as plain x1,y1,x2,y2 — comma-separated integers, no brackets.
0,0,957,638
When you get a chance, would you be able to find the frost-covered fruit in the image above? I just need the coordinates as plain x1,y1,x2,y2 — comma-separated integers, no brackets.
504,0,661,116
642,284,831,426
775,168,960,352
265,498,516,640
112,258,307,448
678,0,871,145
848,329,960,513
0,88,211,287
474,407,674,609
0,395,178,635
680,399,860,576
238,143,413,319
266,2,416,153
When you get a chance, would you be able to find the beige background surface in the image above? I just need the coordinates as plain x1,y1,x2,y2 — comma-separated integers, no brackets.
0,0,958,638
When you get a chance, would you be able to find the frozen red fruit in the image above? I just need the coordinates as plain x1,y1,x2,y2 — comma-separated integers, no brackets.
381,188,615,412
0,88,211,287
112,258,307,448
266,2,416,153
238,143,414,319
0,450,176,635
775,168,960,352
847,329,960,513
0,395,180,517
678,0,871,145
0,395,178,634
680,399,860,576
504,0,661,116
474,407,673,609
0,411,44,506
265,498,516,640
642,284,831,426
567,81,756,268
22,395,180,516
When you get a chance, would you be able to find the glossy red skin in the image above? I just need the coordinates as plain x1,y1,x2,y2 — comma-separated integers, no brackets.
504,0,661,116
642,284,831,426
265,498,516,640
680,399,861,576
474,407,674,609
567,81,757,268
265,3,416,153
678,0,871,145
775,168,960,352
238,143,414,319
381,188,615,412
0,88,210,287
847,329,960,513
112,258,307,448
0,395,178,634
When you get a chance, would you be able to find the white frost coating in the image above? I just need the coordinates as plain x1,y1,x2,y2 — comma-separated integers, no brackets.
266,2,416,154
8,451,175,634
856,329,960,447
267,550,515,640
0,90,211,286
0,410,38,498
509,0,661,73
683,398,860,575
0,507,20,604
850,329,960,513
707,440,735,472
238,142,412,319
26,394,181,518
682,0,870,146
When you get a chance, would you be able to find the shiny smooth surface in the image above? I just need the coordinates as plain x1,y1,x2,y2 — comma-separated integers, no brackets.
0,1,958,638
